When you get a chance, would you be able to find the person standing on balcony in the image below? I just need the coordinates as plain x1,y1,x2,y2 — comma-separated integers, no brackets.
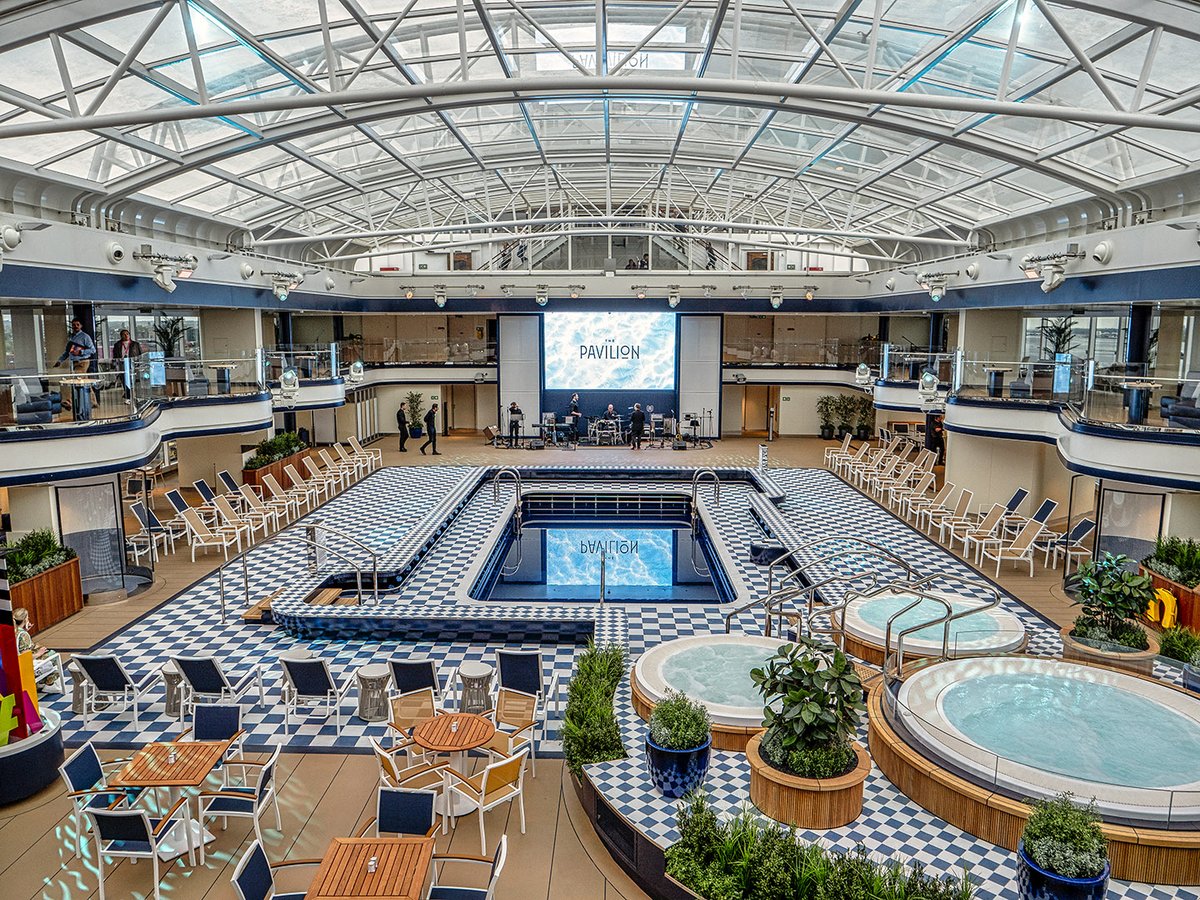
396,401,410,452
420,402,441,456
54,319,96,373
111,329,142,400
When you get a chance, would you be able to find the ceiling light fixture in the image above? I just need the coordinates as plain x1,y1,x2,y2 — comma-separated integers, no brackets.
770,286,784,309
402,286,415,300
500,284,514,297
915,270,959,303
1019,244,1085,294
632,285,647,300
701,284,717,298
800,284,819,302
668,286,681,308
133,246,199,293
433,285,447,308
535,285,548,307
733,284,751,299
260,270,303,302
885,277,896,292
568,284,585,299
465,284,484,297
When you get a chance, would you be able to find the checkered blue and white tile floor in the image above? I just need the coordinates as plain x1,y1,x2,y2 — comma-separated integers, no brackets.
42,464,1198,899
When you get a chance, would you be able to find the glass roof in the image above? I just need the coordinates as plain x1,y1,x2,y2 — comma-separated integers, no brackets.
0,0,1197,264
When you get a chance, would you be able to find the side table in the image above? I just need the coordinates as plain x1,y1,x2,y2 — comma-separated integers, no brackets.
356,664,390,722
161,660,184,719
457,661,494,714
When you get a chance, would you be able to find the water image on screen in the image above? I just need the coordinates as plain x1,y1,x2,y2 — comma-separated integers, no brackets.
545,528,673,587
543,311,676,390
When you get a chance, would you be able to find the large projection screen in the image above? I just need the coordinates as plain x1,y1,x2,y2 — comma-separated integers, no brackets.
543,312,676,391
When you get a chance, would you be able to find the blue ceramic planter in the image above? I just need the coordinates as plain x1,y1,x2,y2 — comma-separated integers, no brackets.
645,736,711,799
1017,841,1110,900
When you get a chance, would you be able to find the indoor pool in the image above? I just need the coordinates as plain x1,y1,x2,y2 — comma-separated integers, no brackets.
841,589,1026,657
633,634,779,726
896,657,1200,821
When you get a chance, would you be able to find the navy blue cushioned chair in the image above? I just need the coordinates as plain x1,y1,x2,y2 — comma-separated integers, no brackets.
178,703,247,781
280,657,354,733
86,802,194,900
388,657,442,700
231,840,320,900
495,649,559,716
193,479,219,505
357,786,437,838
74,654,161,727
428,834,508,900
200,745,281,846
58,742,145,858
171,655,264,718
1001,487,1030,515
217,469,241,495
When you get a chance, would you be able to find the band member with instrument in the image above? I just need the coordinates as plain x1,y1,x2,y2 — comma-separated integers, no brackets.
507,401,523,448
629,402,646,450
567,393,581,442
603,403,618,420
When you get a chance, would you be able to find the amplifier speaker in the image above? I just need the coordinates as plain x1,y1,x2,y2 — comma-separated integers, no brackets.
484,425,500,441
672,440,687,450
530,440,545,450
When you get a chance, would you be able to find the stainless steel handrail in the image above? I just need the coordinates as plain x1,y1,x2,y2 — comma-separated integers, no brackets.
493,466,523,535
302,521,380,602
691,468,720,521
278,534,369,604
882,592,954,684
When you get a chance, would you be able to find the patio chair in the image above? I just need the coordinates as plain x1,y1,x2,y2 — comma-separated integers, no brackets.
177,703,248,784
217,469,242,496
262,473,307,518
496,649,560,716
888,472,934,513
483,688,540,776
906,481,953,522
442,751,528,852
59,742,145,857
955,503,1007,561
386,687,440,748
240,482,286,528
165,487,215,527
370,736,447,791
1042,517,1097,571
283,464,324,505
181,507,244,560
357,786,438,838
171,655,264,717
231,841,320,900
833,443,869,478
301,455,338,501
127,501,170,563
87,804,196,900
823,432,852,467
279,657,354,733
924,489,972,537
388,657,444,701
428,836,507,900
979,519,1044,577
213,494,265,544
317,449,356,488
348,435,383,470
199,745,282,846
73,655,162,727
334,442,370,478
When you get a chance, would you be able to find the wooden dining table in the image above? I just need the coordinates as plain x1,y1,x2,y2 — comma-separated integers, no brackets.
108,739,231,861
411,712,495,818
307,836,434,900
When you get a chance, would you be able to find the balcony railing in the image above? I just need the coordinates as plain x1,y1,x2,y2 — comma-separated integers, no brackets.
348,339,497,366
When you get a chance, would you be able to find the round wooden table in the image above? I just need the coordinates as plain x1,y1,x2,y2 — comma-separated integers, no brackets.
412,713,496,818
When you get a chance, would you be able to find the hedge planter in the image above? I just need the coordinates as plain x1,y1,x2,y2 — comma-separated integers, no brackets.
242,449,311,489
746,733,870,829
645,736,711,799
11,557,83,634
1140,566,1198,629
1059,626,1160,676
1017,840,1110,900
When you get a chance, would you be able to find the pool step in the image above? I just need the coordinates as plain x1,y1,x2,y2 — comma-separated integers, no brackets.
305,587,357,606
242,588,284,624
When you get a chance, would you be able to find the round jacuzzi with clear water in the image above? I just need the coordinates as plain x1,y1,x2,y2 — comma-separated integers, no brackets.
633,634,780,729
895,656,1200,821
839,589,1027,662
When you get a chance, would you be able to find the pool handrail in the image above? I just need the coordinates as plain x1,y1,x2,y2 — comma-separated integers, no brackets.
691,468,720,520
493,467,523,535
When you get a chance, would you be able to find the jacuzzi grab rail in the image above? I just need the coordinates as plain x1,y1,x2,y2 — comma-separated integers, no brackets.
881,591,955,685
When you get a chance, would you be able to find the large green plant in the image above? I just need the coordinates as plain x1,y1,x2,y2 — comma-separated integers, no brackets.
855,393,875,429
405,390,426,430
1142,535,1200,588
5,529,77,584
750,637,865,778
244,431,307,469
153,316,187,357
1159,626,1200,664
562,642,628,777
665,792,974,900
648,690,711,751
832,395,856,431
1037,317,1076,357
815,395,835,429
1022,793,1107,880
1066,552,1153,650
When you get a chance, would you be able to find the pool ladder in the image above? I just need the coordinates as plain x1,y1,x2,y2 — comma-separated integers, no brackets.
690,469,720,577
493,467,524,576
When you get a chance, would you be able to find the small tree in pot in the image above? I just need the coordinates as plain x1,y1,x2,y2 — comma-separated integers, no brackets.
1067,553,1154,651
406,391,426,438
816,395,836,440
1017,793,1109,900
855,394,875,441
645,691,711,798
833,395,857,440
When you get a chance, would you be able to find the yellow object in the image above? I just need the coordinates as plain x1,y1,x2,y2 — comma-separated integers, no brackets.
17,651,40,717
1145,595,1160,622
1155,588,1179,629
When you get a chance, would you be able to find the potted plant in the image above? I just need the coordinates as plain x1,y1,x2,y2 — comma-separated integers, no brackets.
1062,552,1159,674
1140,535,1200,629
854,394,875,441
562,643,628,781
833,395,856,440
746,636,870,828
152,316,188,357
644,691,711,798
406,390,426,438
1038,316,1076,358
816,395,836,440
241,431,308,487
8,529,83,634
1157,626,1200,692
1017,793,1109,900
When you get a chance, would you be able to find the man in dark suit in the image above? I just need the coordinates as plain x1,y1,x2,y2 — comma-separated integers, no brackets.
507,401,523,448
629,402,646,450
420,403,441,455
396,401,409,452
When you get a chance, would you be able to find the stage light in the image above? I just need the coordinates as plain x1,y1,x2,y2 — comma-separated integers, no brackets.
733,284,751,299
535,285,548,306
153,265,177,293
264,272,303,302
277,368,300,407
1018,245,1085,293
855,363,872,386
500,284,514,296
403,286,415,299
701,284,716,298
347,360,364,384
769,286,783,309
568,284,584,299
668,286,680,308
434,285,447,308
915,270,957,303
133,247,199,293
632,285,647,300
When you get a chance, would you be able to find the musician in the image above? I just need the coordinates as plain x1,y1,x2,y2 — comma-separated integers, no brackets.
603,403,618,420
567,393,580,442
507,401,523,448
629,402,646,450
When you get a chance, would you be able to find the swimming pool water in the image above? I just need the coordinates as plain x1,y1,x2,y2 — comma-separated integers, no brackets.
857,594,1000,643
659,643,772,708
940,673,1200,788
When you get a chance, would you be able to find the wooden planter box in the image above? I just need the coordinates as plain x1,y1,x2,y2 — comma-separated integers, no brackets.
746,732,871,829
242,449,312,489
11,557,83,635
1060,625,1160,676
1141,566,1199,630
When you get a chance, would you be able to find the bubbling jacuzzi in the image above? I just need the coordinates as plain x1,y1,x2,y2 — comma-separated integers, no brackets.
632,634,779,729
895,656,1200,823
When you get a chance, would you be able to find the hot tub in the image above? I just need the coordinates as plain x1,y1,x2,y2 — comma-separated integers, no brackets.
632,634,779,735
895,656,1200,822
839,589,1026,664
